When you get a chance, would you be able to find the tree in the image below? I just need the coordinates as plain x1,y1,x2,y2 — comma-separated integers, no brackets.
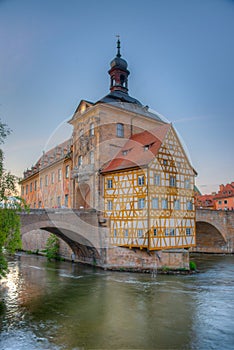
0,120,23,277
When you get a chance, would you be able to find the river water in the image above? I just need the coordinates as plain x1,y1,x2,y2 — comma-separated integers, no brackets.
0,253,233,350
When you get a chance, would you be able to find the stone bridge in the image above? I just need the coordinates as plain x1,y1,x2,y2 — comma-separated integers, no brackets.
19,208,234,271
195,209,234,253
20,209,109,266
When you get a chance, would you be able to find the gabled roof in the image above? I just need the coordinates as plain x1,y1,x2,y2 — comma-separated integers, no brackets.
101,124,171,173
73,99,94,115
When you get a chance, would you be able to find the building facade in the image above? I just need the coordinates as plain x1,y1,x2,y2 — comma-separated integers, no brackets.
101,124,196,250
214,183,234,210
21,39,196,252
195,182,234,211
21,139,72,209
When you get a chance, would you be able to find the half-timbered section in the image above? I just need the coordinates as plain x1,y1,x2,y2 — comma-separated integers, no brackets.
101,124,196,250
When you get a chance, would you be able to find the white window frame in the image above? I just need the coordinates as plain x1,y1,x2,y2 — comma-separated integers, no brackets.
138,175,145,186
154,174,161,186
107,200,113,210
170,176,176,187
107,179,113,189
138,229,143,238
174,199,180,210
152,197,159,209
187,201,193,211
162,198,168,209
138,198,145,209
165,228,170,236
185,179,190,189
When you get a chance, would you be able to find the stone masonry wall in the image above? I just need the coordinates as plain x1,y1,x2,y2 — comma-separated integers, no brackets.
195,209,234,253
22,229,73,259
105,246,190,272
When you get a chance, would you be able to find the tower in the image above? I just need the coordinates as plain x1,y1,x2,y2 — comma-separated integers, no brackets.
108,38,130,94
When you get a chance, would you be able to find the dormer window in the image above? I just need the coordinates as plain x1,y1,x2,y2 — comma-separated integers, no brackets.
81,104,86,113
122,148,132,156
144,142,154,151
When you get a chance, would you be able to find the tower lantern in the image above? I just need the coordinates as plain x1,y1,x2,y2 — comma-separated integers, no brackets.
108,37,130,94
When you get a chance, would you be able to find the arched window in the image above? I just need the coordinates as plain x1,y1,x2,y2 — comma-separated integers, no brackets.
120,74,125,86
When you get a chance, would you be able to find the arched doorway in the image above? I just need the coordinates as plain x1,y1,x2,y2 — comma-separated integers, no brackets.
76,183,91,209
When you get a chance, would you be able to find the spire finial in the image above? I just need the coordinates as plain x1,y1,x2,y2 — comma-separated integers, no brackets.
116,35,121,57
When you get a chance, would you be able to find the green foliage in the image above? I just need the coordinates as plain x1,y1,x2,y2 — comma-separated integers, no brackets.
189,260,197,271
0,120,25,277
44,234,60,261
0,250,8,277
161,265,170,273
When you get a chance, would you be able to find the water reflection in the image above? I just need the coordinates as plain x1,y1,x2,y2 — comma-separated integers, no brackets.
0,254,234,349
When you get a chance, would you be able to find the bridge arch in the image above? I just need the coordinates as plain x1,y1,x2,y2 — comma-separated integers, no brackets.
40,226,101,264
20,214,107,266
195,221,228,253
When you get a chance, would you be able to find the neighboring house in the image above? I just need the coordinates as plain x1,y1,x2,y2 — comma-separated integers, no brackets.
214,182,234,210
195,193,215,209
101,124,196,250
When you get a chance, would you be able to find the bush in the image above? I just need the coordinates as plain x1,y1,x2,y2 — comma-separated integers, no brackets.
44,234,60,261
189,260,197,271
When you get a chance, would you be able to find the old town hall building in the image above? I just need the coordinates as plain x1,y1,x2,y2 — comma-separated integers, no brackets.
21,40,196,253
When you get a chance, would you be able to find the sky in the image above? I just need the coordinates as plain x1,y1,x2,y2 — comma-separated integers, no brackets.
0,0,233,194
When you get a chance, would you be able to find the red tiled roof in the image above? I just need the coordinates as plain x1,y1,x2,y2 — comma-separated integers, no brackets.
35,139,72,167
101,124,170,173
195,194,215,207
213,183,234,199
